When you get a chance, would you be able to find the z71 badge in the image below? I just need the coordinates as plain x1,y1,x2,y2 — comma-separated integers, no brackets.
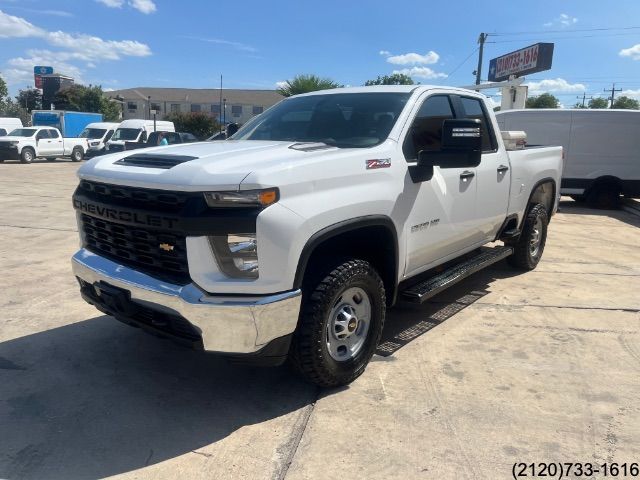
366,158,391,169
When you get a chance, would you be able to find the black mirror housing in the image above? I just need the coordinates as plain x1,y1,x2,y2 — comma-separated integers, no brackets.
418,119,482,169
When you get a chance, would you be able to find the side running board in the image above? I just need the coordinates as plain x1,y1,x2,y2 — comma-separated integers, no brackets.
401,246,513,303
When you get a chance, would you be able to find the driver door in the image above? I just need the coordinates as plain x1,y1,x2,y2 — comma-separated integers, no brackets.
402,94,479,277
36,129,53,156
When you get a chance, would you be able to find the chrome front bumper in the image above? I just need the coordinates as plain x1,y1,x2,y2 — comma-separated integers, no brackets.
71,249,302,353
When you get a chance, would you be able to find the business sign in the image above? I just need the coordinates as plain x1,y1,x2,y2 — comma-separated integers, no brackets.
34,66,54,89
488,43,554,82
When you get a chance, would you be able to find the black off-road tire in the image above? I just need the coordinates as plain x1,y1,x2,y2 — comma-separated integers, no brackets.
71,147,84,162
506,203,548,271
289,259,385,388
20,148,35,164
586,183,620,209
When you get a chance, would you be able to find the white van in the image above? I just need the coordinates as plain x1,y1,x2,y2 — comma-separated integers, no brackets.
0,118,23,136
106,119,175,152
496,109,640,208
79,122,119,156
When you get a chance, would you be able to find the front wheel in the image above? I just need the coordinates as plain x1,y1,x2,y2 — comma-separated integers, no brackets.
290,259,385,388
20,148,34,164
71,147,84,162
506,203,548,270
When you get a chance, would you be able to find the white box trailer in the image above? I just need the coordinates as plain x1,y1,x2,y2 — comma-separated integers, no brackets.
496,109,640,207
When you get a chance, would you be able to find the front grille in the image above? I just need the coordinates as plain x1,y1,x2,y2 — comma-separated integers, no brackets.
81,214,190,284
78,180,194,212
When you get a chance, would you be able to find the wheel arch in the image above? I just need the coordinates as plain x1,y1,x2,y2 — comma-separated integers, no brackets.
294,215,399,306
526,177,556,218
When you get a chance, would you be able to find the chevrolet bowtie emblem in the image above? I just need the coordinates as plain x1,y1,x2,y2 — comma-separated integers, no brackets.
159,243,175,252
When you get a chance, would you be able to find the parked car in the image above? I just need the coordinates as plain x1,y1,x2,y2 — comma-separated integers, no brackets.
71,86,563,387
0,127,88,163
80,122,119,156
0,117,23,136
106,120,175,152
121,131,199,151
32,110,103,137
496,108,640,208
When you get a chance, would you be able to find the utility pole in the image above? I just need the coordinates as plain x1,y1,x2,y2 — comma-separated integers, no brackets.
475,33,488,85
577,93,593,108
604,83,622,109
219,75,223,133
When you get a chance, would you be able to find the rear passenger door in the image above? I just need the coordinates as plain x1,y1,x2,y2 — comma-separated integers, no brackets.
454,96,510,241
402,94,479,276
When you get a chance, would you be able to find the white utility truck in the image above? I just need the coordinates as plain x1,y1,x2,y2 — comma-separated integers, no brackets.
0,126,88,163
71,86,563,387
106,119,175,153
497,108,640,208
0,117,23,136
80,122,120,156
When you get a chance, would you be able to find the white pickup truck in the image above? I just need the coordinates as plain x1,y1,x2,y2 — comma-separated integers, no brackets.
71,86,563,387
0,126,88,163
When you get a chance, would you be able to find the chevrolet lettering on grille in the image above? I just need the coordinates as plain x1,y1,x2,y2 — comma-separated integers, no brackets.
72,199,179,229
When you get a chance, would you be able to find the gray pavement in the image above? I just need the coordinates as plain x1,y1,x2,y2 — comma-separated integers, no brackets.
1,160,639,479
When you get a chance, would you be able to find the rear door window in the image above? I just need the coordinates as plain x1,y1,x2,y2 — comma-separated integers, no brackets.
48,129,60,138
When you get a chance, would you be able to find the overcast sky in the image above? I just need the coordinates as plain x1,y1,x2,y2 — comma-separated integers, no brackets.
1,0,639,105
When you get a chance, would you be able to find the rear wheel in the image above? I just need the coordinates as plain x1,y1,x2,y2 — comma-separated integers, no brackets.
71,147,84,162
290,259,385,388
20,148,34,164
586,183,620,209
506,203,548,271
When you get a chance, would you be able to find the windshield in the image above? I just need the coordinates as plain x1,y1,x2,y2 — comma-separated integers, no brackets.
79,128,107,139
111,128,141,141
8,128,37,137
234,92,412,148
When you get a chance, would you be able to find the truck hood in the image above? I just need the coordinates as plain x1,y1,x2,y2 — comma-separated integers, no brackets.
77,140,340,191
0,136,30,142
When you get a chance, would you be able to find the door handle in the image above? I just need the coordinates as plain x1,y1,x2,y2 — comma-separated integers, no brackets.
497,165,509,173
460,170,475,181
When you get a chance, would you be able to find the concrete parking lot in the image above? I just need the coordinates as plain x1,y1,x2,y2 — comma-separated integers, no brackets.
1,160,639,480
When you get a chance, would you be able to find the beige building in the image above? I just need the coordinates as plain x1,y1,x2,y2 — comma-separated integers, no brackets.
106,87,284,125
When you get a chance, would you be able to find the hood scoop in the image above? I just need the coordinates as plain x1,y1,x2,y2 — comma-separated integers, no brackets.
288,142,335,152
114,153,198,169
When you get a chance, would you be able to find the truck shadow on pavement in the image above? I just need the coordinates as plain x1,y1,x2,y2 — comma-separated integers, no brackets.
0,318,317,480
376,261,521,357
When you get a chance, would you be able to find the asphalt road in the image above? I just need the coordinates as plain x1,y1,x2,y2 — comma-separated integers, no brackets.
1,160,639,479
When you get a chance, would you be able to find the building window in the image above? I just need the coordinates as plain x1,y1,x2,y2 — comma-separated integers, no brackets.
191,104,201,113
151,103,161,112
127,102,137,111
232,105,242,117
170,104,180,113
252,106,264,115
211,104,221,114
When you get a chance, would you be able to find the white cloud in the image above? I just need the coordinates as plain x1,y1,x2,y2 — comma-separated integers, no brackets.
0,9,45,38
386,51,439,65
96,0,125,8
182,36,257,53
527,78,586,95
379,50,390,56
620,89,640,100
129,0,156,14
96,0,157,13
620,44,640,60
0,10,152,86
392,67,448,80
275,81,288,89
544,13,577,27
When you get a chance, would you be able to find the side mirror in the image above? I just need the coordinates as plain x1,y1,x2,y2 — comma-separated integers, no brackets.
418,119,482,169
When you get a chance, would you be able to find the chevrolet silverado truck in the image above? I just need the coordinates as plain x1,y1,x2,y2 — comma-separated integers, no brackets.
71,86,562,387
0,126,88,163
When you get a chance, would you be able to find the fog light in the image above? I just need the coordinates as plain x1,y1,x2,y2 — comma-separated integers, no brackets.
209,234,259,278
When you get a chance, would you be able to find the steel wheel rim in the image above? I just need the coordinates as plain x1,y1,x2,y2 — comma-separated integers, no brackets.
529,216,543,257
24,151,33,162
326,286,371,362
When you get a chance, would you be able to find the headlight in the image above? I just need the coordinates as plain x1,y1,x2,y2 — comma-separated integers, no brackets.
203,188,278,208
209,234,258,278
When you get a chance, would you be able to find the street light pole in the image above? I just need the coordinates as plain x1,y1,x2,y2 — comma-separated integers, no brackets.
223,98,227,127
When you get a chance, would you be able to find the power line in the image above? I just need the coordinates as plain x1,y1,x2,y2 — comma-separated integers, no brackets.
491,26,640,36
604,83,623,108
446,46,479,77
487,32,640,44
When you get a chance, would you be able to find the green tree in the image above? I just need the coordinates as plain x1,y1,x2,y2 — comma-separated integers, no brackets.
52,84,122,120
526,93,560,109
364,73,414,86
573,102,587,109
16,88,42,112
0,74,7,100
612,95,640,110
588,97,609,109
164,112,220,140
277,74,342,97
